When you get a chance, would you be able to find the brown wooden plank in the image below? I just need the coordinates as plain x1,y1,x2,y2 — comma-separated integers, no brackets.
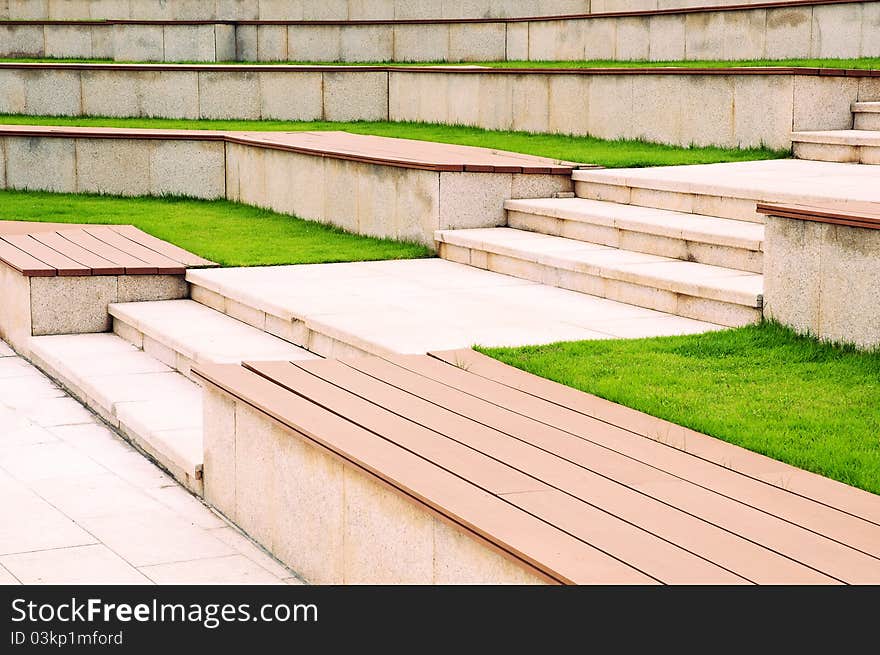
0,234,89,276
294,357,835,584
245,359,745,584
398,351,880,569
191,362,651,585
82,226,185,274
429,349,880,529
108,225,216,268
59,228,158,274
29,231,125,275
340,356,880,583
0,238,55,276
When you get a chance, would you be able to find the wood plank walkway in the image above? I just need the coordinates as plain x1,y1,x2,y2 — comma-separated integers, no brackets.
193,349,880,585
0,222,216,276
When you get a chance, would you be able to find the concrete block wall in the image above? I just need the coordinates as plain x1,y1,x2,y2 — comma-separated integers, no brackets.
201,385,547,584
2,2,878,62
764,215,880,350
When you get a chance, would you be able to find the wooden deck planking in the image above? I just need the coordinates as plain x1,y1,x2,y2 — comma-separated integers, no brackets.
244,360,750,584
288,358,838,584
194,361,652,585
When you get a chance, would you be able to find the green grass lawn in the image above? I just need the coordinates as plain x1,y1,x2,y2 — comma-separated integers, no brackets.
5,56,880,70
0,190,430,267
477,322,880,496
0,115,787,168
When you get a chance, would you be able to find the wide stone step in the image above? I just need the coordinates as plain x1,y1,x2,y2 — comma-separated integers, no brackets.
792,130,880,165
435,228,763,327
853,102,880,131
28,333,204,495
504,197,763,273
572,160,880,223
109,299,318,381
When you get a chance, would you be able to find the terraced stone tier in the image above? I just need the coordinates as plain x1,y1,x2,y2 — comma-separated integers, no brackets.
792,130,880,165
28,333,204,494
110,299,318,381
573,159,880,222
2,1,875,62
3,63,877,149
436,227,763,326
505,197,764,272
0,126,575,246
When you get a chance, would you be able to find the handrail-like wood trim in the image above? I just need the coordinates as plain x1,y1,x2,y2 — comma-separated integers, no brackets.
757,202,880,230
0,61,876,77
0,0,869,26
0,125,579,174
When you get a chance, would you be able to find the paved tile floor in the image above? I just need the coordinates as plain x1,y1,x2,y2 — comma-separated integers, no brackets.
0,340,303,585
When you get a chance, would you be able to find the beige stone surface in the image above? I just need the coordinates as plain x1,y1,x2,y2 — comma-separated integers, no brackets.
30,276,117,336
164,24,217,62
203,387,237,516
75,138,151,196
259,71,323,121
765,6,812,59
793,76,859,132
342,463,434,584
43,24,93,59
116,275,189,304
4,136,76,192
323,71,388,121
149,140,227,198
232,402,278,551
256,24,288,61
811,3,863,59
112,24,164,62
0,265,31,355
198,71,261,120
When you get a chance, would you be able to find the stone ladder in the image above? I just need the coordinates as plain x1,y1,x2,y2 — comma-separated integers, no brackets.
792,101,880,165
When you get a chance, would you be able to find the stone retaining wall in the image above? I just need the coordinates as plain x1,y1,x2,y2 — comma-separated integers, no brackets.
3,64,878,148
0,132,570,246
2,2,875,62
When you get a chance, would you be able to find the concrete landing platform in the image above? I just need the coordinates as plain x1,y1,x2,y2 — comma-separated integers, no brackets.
186,258,723,356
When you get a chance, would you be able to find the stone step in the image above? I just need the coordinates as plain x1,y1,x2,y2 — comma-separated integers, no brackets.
571,160,880,224
109,299,318,381
792,130,880,165
852,102,880,132
28,333,204,495
435,228,763,327
504,197,764,273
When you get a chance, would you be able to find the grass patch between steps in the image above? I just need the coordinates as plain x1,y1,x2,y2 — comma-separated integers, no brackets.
5,56,880,70
477,322,880,496
0,190,431,267
0,114,788,168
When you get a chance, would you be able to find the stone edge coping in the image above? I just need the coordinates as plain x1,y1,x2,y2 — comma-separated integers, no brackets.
0,222,217,277
0,125,580,174
2,61,877,77
756,201,880,229
0,0,866,26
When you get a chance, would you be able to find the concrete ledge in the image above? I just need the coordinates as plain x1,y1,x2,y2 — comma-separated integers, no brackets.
760,201,880,348
2,63,878,148
0,126,575,246
3,1,875,62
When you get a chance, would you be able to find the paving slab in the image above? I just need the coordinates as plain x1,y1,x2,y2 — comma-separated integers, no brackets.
187,258,726,355
0,340,301,584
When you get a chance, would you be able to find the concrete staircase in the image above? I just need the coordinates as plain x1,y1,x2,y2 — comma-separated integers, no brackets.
792,101,880,165
27,300,317,495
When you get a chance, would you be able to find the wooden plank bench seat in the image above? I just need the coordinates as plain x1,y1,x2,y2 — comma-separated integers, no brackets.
0,222,215,276
0,221,216,356
193,350,880,585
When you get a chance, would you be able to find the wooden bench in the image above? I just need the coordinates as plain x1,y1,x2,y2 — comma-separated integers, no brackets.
193,349,880,585
0,221,215,355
